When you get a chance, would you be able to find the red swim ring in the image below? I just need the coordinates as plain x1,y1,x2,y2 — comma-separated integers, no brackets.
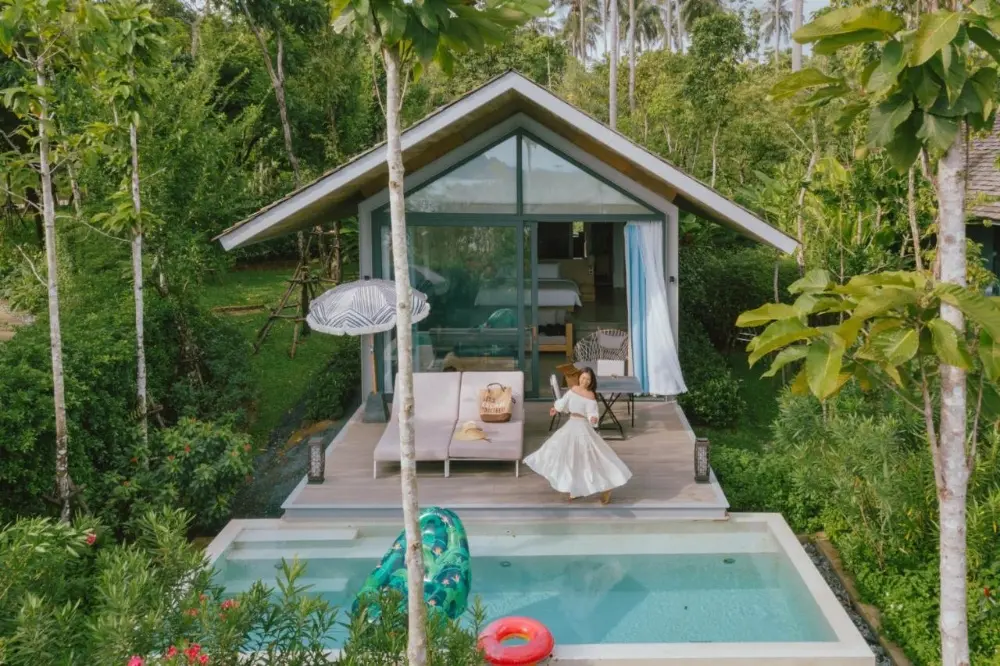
479,616,554,666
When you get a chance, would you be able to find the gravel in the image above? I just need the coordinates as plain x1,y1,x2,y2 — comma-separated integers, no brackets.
804,542,895,666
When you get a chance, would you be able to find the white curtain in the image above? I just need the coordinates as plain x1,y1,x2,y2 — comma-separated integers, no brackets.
625,221,687,396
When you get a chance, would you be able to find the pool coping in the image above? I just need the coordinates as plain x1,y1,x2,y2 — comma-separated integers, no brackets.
205,513,875,665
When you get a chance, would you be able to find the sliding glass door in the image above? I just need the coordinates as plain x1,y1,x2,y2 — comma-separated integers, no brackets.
378,220,539,397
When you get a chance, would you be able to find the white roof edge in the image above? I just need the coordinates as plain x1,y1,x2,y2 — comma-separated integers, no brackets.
219,71,797,254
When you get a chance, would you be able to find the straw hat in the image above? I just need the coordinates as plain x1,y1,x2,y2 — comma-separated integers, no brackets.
454,421,489,441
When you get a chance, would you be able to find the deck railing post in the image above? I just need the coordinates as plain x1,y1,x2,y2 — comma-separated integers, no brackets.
694,437,710,483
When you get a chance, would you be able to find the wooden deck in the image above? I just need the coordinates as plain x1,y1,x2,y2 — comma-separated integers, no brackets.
282,401,729,520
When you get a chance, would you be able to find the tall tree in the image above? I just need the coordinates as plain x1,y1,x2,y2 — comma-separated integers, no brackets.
95,0,169,446
330,0,546,662
230,0,324,188
762,0,790,65
791,0,802,70
0,0,100,521
628,0,636,114
760,7,1000,663
609,0,619,127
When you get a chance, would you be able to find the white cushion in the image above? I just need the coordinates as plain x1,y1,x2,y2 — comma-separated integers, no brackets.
596,359,626,377
537,262,560,279
392,372,462,422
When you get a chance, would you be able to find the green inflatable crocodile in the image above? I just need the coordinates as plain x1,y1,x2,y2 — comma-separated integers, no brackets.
353,507,472,620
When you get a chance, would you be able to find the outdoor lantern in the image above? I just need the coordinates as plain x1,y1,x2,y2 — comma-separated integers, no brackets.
694,437,710,483
308,436,325,484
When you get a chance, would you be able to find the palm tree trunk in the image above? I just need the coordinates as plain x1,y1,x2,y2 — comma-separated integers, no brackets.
665,0,673,51
628,0,636,115
382,44,428,666
602,0,608,56
791,0,802,71
774,0,781,66
609,0,618,128
935,127,970,666
579,0,586,62
129,117,148,445
35,56,71,522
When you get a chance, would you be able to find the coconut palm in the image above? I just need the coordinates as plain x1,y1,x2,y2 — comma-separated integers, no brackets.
762,0,791,65
679,0,720,31
559,0,601,61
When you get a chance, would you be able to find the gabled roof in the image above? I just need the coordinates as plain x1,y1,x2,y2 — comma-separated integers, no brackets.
216,71,797,254
969,115,1000,221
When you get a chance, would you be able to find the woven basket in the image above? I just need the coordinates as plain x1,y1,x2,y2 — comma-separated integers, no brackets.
479,383,514,423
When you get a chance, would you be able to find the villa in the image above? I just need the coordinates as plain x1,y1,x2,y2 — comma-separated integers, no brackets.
207,72,879,664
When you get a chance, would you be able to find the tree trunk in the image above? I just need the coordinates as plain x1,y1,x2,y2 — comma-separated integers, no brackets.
580,0,586,62
791,0,802,71
774,0,781,66
665,0,673,51
935,129,970,666
67,164,83,219
794,119,819,274
609,0,619,129
908,164,924,271
628,0,636,115
36,57,71,523
332,220,343,284
382,45,428,666
710,122,720,188
129,119,148,445
602,0,608,57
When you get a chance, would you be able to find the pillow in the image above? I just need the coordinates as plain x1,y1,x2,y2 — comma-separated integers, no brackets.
537,262,560,279
596,359,626,377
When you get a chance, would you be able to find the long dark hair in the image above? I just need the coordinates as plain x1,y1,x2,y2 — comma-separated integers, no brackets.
578,367,598,392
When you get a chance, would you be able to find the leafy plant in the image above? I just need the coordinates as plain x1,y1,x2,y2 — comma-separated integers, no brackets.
303,338,362,422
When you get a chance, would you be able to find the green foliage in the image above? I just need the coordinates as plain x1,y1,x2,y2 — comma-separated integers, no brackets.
303,338,362,422
0,295,255,526
0,510,488,665
786,6,1000,170
677,316,745,427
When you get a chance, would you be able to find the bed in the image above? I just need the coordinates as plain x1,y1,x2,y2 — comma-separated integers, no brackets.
474,278,583,310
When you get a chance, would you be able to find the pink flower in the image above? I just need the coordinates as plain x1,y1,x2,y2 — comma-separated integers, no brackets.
198,656,209,665
185,644,201,660
184,445,191,454
199,594,207,603
85,533,96,546
128,657,144,666
186,608,198,617
221,599,238,610
166,646,179,659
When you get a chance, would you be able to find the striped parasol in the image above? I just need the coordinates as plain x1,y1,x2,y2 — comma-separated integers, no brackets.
306,277,431,336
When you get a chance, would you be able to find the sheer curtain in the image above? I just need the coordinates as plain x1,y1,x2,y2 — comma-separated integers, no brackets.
625,221,687,396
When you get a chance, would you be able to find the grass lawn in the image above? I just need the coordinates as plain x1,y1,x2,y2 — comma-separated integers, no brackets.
700,352,785,453
199,265,350,443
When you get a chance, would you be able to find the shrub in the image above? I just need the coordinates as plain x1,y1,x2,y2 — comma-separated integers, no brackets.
102,419,255,534
0,510,487,666
303,338,361,422
677,316,745,427
0,293,255,525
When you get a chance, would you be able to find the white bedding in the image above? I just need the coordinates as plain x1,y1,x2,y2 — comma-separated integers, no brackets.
475,279,582,309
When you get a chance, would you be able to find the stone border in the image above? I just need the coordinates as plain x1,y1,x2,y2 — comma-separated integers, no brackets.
800,533,911,666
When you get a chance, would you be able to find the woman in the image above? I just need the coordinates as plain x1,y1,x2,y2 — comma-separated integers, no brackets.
523,368,632,504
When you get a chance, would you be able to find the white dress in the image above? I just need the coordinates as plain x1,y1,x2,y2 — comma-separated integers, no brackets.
523,390,633,498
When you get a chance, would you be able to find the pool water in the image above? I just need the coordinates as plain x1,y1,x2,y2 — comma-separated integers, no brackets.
214,550,836,647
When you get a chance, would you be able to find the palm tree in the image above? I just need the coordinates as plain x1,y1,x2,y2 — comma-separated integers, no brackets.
791,0,802,70
679,0,720,32
762,0,791,65
559,0,600,61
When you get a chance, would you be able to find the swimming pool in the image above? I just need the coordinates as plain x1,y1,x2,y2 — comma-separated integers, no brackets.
207,514,875,664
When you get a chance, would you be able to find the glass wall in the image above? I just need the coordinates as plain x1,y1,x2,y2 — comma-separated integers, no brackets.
382,223,533,391
405,137,517,213
521,136,654,215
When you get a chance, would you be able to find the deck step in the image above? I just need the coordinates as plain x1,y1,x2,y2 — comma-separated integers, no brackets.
223,577,351,594
233,527,358,543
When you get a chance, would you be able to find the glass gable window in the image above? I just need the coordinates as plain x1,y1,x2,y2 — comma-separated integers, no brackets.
521,136,653,215
405,136,517,213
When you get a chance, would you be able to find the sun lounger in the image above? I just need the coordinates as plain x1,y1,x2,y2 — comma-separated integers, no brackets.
373,372,461,478
448,371,525,476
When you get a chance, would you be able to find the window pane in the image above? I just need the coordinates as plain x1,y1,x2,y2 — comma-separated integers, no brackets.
382,224,528,382
405,137,517,213
522,137,653,215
